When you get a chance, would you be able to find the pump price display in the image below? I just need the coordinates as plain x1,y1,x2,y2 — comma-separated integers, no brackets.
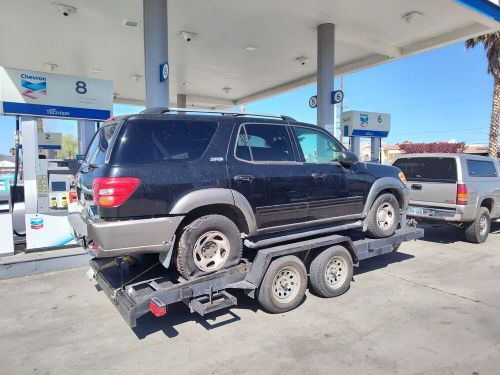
0,66,112,120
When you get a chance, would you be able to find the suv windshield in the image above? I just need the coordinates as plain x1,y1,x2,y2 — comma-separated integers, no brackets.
393,157,457,183
111,119,218,164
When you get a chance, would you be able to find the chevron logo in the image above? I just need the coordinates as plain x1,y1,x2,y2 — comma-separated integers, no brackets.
21,78,47,99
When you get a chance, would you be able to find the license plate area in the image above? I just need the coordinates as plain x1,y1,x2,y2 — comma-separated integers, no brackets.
408,206,428,216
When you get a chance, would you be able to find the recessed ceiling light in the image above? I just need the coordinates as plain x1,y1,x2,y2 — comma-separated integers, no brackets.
401,11,424,24
123,19,139,27
244,45,257,51
44,63,58,72
181,81,191,87
92,68,103,74
295,56,309,66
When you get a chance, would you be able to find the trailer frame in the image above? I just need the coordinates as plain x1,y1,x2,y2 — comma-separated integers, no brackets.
89,226,423,327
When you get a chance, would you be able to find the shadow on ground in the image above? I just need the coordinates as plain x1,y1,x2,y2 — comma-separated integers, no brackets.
129,252,415,339
121,223,500,339
355,251,415,276
416,222,500,244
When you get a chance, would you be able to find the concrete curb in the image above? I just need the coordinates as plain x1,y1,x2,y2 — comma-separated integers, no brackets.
0,248,91,280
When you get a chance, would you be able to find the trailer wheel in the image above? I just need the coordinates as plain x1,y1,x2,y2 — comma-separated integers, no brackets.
309,246,353,298
257,255,307,314
175,215,242,279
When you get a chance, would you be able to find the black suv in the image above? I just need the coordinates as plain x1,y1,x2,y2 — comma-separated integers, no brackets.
69,109,408,279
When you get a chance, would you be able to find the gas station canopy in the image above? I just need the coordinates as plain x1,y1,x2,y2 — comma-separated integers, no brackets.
0,0,498,109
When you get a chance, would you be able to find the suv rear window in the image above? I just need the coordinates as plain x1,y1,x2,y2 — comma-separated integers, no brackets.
111,119,218,164
467,160,498,177
393,157,457,183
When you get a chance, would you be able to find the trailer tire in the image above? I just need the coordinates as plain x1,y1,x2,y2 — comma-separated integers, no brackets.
366,193,400,238
309,246,353,298
175,214,242,279
464,207,490,244
257,255,307,314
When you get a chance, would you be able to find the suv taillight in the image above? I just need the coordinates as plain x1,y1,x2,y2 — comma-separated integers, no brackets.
456,183,468,205
92,177,140,208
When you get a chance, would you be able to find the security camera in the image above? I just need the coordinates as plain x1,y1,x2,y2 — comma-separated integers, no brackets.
54,3,76,17
179,31,197,43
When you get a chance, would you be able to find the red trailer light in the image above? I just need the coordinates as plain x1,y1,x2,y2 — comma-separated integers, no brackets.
456,183,468,205
149,298,167,317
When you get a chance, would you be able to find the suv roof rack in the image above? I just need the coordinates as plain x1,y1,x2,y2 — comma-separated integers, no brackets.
140,107,296,122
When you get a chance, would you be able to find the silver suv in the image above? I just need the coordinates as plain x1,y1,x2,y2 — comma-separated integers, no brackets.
392,153,500,243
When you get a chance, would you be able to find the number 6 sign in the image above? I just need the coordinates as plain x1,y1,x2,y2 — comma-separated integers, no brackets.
331,90,344,104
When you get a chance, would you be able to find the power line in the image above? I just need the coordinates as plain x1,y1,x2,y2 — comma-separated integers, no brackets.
391,127,488,136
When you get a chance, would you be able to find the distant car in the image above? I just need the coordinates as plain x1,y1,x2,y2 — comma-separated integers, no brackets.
392,153,500,243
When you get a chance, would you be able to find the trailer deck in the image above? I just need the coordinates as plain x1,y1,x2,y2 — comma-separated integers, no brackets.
90,226,424,327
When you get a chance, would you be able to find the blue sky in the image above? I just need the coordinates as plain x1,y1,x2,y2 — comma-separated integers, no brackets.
0,40,492,155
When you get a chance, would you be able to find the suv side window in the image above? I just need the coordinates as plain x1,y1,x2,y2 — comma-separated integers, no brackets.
292,126,342,163
235,123,295,162
85,123,117,165
467,160,498,177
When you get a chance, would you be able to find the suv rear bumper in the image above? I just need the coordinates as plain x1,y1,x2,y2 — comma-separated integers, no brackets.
68,206,184,258
407,204,474,223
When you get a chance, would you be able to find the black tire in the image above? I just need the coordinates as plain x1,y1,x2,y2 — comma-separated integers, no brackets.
365,193,400,238
309,246,353,298
257,255,307,314
175,214,242,279
464,207,490,244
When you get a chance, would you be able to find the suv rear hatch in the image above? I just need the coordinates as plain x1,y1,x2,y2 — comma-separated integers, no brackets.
393,156,458,209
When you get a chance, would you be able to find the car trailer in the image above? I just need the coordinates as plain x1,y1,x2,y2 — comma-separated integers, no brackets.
89,226,423,328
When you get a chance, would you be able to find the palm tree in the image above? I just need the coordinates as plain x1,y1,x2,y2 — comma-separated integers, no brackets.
465,31,500,158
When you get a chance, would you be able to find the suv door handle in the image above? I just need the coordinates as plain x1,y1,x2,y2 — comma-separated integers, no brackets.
311,172,327,179
411,184,422,190
234,175,255,182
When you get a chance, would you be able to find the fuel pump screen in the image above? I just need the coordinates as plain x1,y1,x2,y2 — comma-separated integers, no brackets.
51,182,67,192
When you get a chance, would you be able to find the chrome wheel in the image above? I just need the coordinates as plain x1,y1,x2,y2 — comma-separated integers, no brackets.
376,202,395,230
479,215,488,236
325,256,347,287
272,266,300,303
193,231,230,272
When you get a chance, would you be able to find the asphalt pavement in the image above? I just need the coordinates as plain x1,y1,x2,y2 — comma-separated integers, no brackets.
1,223,499,375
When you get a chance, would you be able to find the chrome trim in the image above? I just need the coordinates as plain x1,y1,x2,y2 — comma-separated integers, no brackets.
256,213,364,235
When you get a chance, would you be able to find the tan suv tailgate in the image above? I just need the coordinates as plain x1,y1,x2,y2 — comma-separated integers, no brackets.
393,157,458,208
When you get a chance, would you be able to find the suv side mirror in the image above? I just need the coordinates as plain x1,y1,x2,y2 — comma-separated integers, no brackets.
339,151,358,168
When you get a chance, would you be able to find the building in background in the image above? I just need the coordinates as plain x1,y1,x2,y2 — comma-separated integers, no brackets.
381,142,496,164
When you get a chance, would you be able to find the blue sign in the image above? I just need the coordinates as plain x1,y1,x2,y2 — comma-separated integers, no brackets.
0,179,8,193
2,102,110,121
309,95,318,108
160,62,169,82
331,90,344,104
